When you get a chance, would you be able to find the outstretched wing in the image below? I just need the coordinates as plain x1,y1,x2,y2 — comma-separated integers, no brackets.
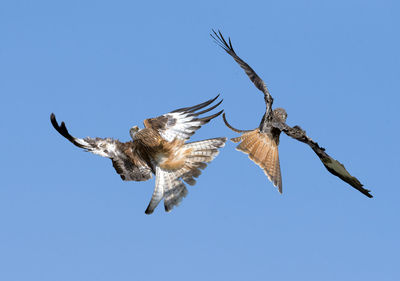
211,29,273,112
143,95,223,142
272,121,373,198
50,113,153,181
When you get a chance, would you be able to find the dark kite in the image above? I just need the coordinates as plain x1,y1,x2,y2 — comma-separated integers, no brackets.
211,30,372,198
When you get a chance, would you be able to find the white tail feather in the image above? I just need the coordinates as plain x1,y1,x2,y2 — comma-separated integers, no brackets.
145,166,165,214
145,137,226,214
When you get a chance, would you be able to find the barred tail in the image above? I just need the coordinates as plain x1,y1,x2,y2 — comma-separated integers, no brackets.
180,137,227,186
232,130,282,192
145,137,227,214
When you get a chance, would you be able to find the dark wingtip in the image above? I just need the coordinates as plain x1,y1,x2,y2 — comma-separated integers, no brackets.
194,97,223,116
210,29,233,53
210,28,218,39
354,185,373,198
50,113,68,138
322,158,373,198
353,187,373,198
50,113,85,148
360,187,373,198
198,109,224,124
171,95,222,114
50,113,58,129
144,207,154,215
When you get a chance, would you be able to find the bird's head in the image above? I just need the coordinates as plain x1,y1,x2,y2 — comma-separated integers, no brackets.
129,125,139,139
273,108,288,123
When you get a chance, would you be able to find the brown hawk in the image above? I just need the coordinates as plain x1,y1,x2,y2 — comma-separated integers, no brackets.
211,30,372,198
51,96,227,214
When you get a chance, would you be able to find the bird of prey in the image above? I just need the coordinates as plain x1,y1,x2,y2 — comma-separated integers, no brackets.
211,30,372,198
51,96,227,214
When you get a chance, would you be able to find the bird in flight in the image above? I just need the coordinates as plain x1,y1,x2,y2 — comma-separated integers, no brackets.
211,30,372,198
51,96,227,214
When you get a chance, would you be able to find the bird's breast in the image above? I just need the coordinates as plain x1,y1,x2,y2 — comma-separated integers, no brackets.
157,138,190,171
135,128,189,170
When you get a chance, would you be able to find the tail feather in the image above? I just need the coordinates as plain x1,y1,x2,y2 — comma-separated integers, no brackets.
163,172,188,212
249,135,263,158
237,131,259,153
146,137,227,214
145,166,166,214
249,139,267,166
233,129,282,192
164,137,226,212
179,137,226,187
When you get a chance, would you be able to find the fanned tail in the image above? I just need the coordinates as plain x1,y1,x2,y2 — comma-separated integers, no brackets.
145,137,227,214
179,137,227,186
145,166,169,214
232,130,282,192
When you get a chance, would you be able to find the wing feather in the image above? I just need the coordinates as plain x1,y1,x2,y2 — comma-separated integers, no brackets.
51,113,153,181
143,96,223,142
272,122,372,197
211,29,273,114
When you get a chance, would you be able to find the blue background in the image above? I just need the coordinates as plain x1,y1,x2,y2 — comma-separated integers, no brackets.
1,1,399,280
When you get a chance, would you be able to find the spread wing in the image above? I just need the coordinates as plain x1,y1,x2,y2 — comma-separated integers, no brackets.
211,30,273,116
272,121,373,198
143,95,223,142
50,113,153,181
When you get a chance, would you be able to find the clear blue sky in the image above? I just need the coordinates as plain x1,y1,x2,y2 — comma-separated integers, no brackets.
1,1,399,280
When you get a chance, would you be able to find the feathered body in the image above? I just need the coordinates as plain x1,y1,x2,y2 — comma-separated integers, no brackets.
51,96,227,214
212,30,372,198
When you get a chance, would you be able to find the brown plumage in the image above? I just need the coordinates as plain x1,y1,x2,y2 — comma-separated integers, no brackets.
212,30,372,198
51,96,227,214
232,129,282,192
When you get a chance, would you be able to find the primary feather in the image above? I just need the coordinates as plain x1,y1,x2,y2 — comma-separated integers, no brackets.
51,96,227,214
214,30,372,198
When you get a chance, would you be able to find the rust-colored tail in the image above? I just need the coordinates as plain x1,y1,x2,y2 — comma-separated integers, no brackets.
232,129,282,192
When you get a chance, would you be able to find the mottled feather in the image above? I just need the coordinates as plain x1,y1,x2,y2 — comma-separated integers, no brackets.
50,113,153,181
51,96,227,214
144,95,223,142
